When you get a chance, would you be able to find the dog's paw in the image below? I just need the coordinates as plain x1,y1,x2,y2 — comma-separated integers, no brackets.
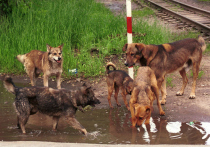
117,104,121,107
189,94,196,99
78,106,85,113
160,111,165,116
81,129,88,135
160,100,166,105
126,106,130,111
176,91,184,96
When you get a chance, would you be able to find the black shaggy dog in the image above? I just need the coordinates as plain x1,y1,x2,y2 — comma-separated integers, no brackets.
3,76,101,135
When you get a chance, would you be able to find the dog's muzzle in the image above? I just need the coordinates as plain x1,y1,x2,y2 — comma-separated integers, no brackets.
124,62,134,67
54,57,62,63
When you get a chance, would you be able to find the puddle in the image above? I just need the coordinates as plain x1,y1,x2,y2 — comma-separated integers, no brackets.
0,81,210,145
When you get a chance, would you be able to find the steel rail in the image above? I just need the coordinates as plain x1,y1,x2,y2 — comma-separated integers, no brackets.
166,0,210,18
143,0,210,34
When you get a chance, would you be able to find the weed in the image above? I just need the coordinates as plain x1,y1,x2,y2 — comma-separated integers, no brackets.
166,77,175,88
190,70,205,79
132,7,155,18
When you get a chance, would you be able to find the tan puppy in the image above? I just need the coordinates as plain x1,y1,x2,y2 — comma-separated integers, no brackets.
17,44,63,89
130,67,165,127
123,36,206,104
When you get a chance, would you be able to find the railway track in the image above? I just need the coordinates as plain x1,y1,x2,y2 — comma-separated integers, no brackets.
135,0,210,41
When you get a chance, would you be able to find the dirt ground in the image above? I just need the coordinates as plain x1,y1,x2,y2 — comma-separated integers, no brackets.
1,0,210,123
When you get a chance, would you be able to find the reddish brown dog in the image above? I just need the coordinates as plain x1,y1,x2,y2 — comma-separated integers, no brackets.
17,44,63,89
130,67,165,127
123,36,206,104
106,62,133,110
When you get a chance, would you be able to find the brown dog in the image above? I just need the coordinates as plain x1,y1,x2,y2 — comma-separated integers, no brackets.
123,36,206,104
106,62,133,110
129,67,165,127
3,76,101,135
17,44,63,89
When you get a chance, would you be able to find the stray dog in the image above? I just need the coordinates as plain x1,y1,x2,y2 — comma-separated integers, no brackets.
123,36,206,104
106,62,133,110
129,67,165,127
17,44,63,89
3,76,101,135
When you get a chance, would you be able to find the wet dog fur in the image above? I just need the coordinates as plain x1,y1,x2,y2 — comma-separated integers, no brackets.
3,76,101,135
106,62,133,110
123,36,206,104
129,67,165,127
17,44,63,89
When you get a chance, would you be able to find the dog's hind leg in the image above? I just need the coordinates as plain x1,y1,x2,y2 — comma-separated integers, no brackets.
114,85,121,107
24,60,36,86
52,116,60,131
189,61,200,99
176,68,188,96
107,85,114,108
66,116,87,135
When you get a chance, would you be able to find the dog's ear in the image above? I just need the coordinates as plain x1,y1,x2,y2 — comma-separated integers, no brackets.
46,44,52,52
58,44,64,51
81,83,92,95
145,105,151,114
135,44,145,53
140,45,158,66
122,43,128,52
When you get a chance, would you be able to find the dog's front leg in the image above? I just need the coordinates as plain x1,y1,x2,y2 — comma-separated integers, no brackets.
129,102,137,127
161,78,167,102
56,73,61,89
43,74,49,87
151,85,165,116
52,116,60,131
77,106,85,113
121,89,129,110
66,116,87,135
157,77,166,105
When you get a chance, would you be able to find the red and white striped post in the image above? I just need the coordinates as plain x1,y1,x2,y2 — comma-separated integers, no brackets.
126,0,134,79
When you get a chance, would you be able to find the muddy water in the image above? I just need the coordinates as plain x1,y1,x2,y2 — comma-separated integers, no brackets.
0,81,210,145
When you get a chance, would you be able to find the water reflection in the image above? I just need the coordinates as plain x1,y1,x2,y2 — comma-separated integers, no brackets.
0,80,210,144
107,108,210,145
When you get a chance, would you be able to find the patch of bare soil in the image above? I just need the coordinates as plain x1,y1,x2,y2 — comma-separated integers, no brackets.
1,0,210,123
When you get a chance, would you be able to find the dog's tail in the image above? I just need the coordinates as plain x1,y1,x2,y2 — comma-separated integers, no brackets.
3,76,17,95
16,54,26,64
198,35,206,52
106,62,116,74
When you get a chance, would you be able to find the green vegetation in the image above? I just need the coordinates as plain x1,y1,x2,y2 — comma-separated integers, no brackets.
190,70,205,79
166,77,175,88
0,0,126,77
132,7,155,18
198,0,210,2
0,0,208,78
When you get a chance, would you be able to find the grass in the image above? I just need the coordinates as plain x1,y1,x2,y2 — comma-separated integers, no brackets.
166,76,175,88
0,0,126,77
198,0,210,2
132,7,155,18
0,0,208,78
189,70,205,79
